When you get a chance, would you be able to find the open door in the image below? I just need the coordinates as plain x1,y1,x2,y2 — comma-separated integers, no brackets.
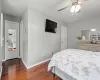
5,20,19,60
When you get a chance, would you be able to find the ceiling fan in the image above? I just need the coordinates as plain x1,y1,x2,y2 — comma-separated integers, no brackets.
58,0,88,13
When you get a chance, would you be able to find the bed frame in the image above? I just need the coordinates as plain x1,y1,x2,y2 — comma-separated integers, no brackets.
53,66,56,80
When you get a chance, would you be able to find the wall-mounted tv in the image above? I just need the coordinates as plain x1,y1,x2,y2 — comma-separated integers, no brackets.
45,19,57,33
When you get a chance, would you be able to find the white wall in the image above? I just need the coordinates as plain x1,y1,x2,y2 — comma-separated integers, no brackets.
27,8,61,67
21,9,28,66
67,17,100,48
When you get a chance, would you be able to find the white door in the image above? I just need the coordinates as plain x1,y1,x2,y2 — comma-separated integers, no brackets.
5,20,19,60
61,26,67,50
20,20,24,59
0,20,1,61
0,15,1,79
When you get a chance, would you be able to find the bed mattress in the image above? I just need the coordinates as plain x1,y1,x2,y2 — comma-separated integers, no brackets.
52,66,100,80
48,49,100,80
52,67,76,80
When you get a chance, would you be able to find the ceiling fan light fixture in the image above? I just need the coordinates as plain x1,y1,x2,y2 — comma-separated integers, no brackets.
75,5,81,13
70,4,81,13
78,0,83,4
70,5,76,13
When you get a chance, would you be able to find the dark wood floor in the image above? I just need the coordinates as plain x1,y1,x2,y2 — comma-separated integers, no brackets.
1,58,61,80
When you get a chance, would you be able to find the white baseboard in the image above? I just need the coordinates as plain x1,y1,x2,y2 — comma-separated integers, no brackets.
22,59,28,69
0,66,2,79
27,58,51,69
2,57,21,62
17,56,22,58
2,59,6,62
22,58,51,69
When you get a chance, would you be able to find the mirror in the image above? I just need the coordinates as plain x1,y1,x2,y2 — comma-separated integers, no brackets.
81,30,89,40
81,29,100,41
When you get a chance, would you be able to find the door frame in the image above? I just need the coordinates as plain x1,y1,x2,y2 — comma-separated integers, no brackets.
19,20,24,59
5,20,20,60
0,13,3,78
0,13,3,60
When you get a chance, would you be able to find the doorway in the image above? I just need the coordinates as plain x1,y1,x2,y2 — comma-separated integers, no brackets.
5,20,19,60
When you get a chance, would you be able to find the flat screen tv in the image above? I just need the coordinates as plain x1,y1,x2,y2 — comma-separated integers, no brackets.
45,19,57,33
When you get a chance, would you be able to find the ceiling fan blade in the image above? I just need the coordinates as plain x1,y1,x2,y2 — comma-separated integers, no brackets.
57,0,72,11
58,6,69,11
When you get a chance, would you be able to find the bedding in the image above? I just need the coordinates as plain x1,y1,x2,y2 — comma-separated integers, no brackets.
48,49,100,80
52,67,76,80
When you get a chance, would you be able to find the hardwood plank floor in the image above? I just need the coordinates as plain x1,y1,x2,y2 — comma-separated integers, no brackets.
1,58,61,80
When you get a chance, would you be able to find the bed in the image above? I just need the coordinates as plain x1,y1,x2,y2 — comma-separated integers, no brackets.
48,49,100,80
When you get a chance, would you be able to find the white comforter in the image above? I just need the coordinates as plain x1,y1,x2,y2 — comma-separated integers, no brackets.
48,49,100,80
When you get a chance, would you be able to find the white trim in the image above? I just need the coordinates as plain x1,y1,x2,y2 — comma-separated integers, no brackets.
22,58,51,69
27,58,51,69
17,56,22,58
0,66,2,79
20,20,24,60
1,13,3,47
5,20,19,24
22,59,28,69
2,59,6,62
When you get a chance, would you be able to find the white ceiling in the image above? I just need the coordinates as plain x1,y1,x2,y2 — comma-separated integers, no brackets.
2,0,27,17
45,0,100,23
1,0,100,23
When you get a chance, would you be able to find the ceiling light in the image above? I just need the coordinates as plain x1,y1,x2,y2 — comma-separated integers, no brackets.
91,29,96,32
70,5,76,13
70,4,81,13
75,5,81,13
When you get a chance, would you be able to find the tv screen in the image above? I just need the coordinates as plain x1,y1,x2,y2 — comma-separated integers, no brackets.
45,19,57,33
